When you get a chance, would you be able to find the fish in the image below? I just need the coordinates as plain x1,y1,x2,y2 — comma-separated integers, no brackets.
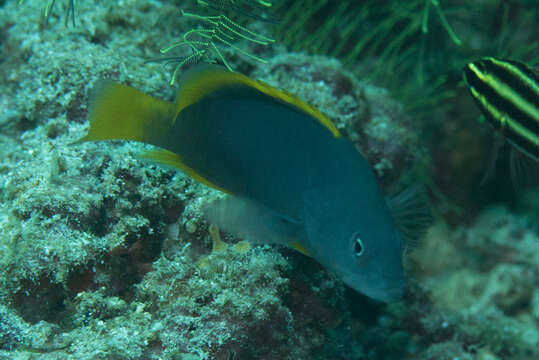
79,65,429,302
463,57,539,186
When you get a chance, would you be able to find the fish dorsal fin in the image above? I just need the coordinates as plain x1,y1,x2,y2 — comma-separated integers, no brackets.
386,186,432,253
175,65,341,138
139,148,228,193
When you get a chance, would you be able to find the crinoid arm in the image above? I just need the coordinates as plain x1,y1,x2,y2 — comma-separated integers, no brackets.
156,8,275,85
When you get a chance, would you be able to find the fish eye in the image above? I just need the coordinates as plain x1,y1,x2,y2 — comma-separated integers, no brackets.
353,233,364,257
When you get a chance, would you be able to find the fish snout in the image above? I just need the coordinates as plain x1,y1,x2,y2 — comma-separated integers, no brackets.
339,268,404,302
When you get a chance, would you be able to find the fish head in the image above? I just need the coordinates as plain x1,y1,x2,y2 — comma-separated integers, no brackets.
302,185,404,302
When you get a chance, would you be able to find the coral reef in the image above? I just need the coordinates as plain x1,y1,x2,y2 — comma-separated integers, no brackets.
405,205,539,359
0,0,537,359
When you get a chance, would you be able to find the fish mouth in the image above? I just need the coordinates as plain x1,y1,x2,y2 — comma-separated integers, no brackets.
354,281,403,302
334,265,404,302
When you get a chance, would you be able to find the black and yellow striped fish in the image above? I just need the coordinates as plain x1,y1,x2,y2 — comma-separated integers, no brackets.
463,57,539,161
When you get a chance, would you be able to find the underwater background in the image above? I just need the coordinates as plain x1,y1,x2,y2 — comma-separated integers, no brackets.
0,0,538,359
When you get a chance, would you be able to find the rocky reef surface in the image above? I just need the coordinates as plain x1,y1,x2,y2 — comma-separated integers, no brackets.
0,1,537,359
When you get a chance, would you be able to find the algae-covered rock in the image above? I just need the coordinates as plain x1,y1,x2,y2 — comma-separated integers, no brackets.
1,1,538,359
410,206,539,359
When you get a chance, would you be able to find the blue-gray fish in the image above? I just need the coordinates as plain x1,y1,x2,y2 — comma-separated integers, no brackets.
79,65,429,302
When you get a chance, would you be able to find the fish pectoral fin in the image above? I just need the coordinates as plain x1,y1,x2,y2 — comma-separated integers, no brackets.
508,146,538,193
204,196,307,252
386,186,432,253
138,148,228,193
480,132,506,186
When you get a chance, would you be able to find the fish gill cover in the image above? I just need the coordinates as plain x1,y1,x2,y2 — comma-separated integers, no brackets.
0,0,538,359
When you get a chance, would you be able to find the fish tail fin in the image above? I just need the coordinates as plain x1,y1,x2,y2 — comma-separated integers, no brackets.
77,80,176,147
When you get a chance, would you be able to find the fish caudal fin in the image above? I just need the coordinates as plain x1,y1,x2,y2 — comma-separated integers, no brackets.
78,80,176,147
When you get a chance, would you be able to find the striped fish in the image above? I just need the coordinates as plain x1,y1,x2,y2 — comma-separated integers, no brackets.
463,57,539,162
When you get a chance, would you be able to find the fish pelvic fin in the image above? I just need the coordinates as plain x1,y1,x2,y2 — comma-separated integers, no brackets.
138,148,228,193
77,80,176,147
289,241,311,256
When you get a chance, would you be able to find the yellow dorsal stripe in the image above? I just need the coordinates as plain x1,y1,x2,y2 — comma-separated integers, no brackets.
469,86,508,127
506,117,539,147
174,66,341,138
470,86,539,146
468,63,539,121
487,58,539,97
